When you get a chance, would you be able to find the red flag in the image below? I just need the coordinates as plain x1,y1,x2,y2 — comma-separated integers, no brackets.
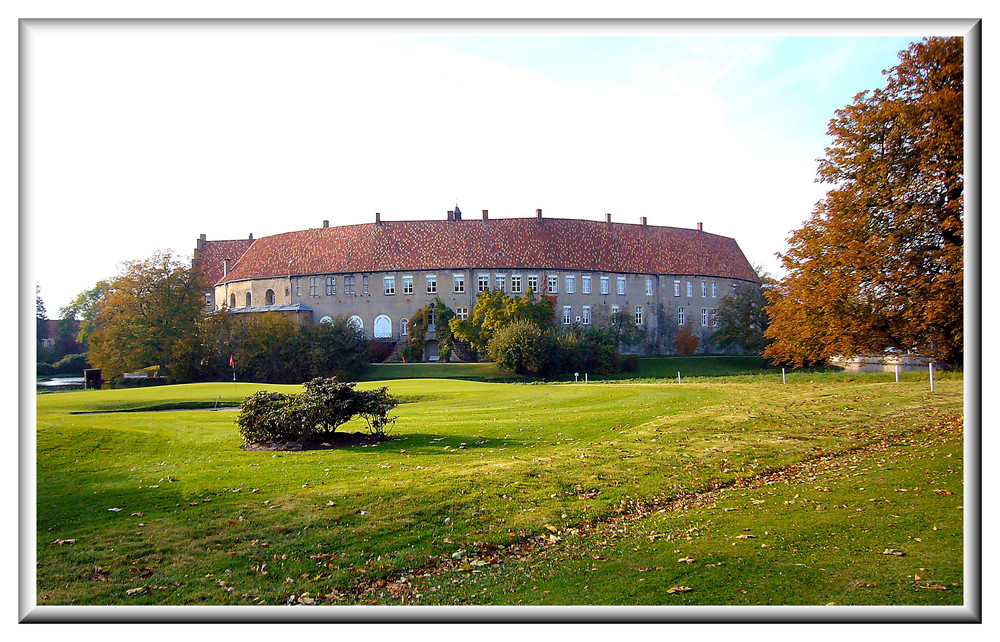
229,355,234,368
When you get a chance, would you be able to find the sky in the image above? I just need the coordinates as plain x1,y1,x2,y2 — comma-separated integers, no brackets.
24,20,971,315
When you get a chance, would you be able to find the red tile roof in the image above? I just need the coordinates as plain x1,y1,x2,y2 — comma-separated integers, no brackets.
217,218,758,285
193,238,256,286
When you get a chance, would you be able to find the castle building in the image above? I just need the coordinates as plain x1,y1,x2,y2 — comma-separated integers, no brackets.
193,208,759,358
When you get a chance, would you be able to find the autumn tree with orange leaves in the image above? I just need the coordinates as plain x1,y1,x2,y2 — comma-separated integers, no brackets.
765,37,963,367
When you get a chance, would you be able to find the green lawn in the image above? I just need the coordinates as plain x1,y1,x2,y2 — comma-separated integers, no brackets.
34,373,964,606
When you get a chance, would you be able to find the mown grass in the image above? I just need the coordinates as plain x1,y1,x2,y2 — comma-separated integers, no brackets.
34,373,964,606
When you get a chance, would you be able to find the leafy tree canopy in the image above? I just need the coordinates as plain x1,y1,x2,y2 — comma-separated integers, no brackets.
714,268,775,355
765,37,963,366
87,250,207,380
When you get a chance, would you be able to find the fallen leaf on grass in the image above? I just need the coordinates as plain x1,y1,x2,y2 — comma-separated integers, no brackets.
678,556,696,564
50,539,76,546
882,548,906,556
933,489,953,495
736,534,757,540
126,586,151,596
918,583,948,590
666,586,692,594
107,508,122,512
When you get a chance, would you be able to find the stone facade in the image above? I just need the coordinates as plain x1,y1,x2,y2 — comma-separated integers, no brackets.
196,210,759,357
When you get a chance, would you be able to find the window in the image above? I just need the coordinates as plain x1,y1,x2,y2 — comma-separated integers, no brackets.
702,308,708,326
384,276,395,295
319,316,334,325
426,274,437,294
204,293,211,306
582,305,591,325
427,308,435,327
345,275,356,295
456,307,469,321
478,274,490,293
309,277,318,297
245,292,252,307
362,275,369,295
600,276,609,295
495,274,506,291
326,277,336,296
374,315,392,338
701,282,707,297
687,281,693,298
547,275,558,294
454,274,465,293
295,278,301,297
712,282,717,298
348,315,363,331
401,318,408,336
229,293,236,308
565,275,575,294
563,306,572,325
711,309,717,326
611,304,620,315
674,280,681,297
635,305,643,325
265,289,275,305
645,278,653,296
678,307,685,325
617,277,626,296
511,275,522,294
403,276,413,295
582,275,591,295
527,275,539,292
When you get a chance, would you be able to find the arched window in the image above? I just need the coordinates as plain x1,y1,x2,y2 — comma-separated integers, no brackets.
400,318,408,336
319,316,334,325
348,315,363,332
373,315,392,338
265,289,275,305
245,292,252,307
230,293,236,308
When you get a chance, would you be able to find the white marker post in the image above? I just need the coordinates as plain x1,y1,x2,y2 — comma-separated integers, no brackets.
895,365,899,383
585,373,588,384
782,367,786,385
574,372,579,383
678,371,681,384
929,362,934,392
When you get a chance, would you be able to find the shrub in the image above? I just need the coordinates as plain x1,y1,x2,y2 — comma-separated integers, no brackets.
355,386,399,438
487,320,558,375
52,353,91,375
675,323,700,357
236,391,300,443
37,363,55,376
236,377,400,444
370,340,397,363
622,355,640,372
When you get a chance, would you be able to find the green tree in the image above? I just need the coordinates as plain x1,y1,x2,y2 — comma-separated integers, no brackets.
608,310,647,350
87,250,207,381
450,290,555,360
765,37,963,366
714,272,774,355
35,284,48,355
59,284,106,350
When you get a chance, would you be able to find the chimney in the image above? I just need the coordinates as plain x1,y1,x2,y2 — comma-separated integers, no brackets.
447,210,454,222
605,213,611,223
375,212,381,226
197,233,206,250
223,258,230,277
536,208,542,220
323,220,329,228
249,233,253,240
641,217,647,226
697,222,703,232
482,209,488,221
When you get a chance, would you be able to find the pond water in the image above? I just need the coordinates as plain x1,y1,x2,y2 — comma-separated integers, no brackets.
37,377,85,387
